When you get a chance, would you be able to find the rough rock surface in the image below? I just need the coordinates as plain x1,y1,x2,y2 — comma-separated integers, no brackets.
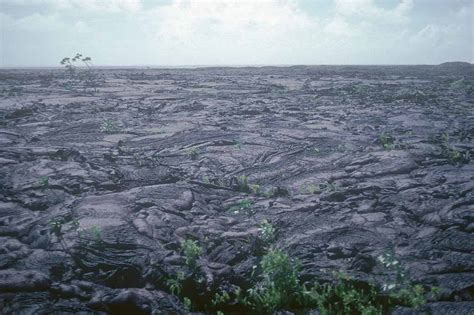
0,65,473,314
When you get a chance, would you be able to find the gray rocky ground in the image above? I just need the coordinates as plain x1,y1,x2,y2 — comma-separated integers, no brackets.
0,65,473,314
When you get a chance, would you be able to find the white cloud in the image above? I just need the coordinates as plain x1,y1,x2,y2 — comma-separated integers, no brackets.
136,0,322,64
324,17,353,37
1,0,472,65
334,0,413,24
149,0,314,41
4,12,66,32
5,0,142,12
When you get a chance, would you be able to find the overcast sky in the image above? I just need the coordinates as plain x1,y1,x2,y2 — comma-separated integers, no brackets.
1,0,472,67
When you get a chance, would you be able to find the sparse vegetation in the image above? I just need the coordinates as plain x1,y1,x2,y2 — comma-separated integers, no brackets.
258,220,276,245
449,78,474,94
301,274,383,315
183,297,193,312
378,132,395,150
438,131,471,165
244,249,301,312
441,145,471,165
133,150,161,167
100,119,120,133
229,199,255,217
60,53,101,92
310,147,321,155
299,183,320,194
181,239,202,271
263,187,275,198
49,217,63,237
234,140,242,149
38,176,49,188
249,184,260,195
212,290,231,307
237,175,250,192
89,226,103,243
186,147,199,160
377,252,426,308
3,63,467,315
207,249,435,314
166,271,185,296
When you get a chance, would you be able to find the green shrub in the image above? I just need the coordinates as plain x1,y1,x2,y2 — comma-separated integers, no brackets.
249,184,260,195
49,218,63,237
238,175,250,192
302,280,382,315
100,119,120,133
181,239,202,270
378,132,395,150
229,199,255,217
377,252,426,308
245,249,301,312
212,291,231,307
441,145,471,165
38,176,50,188
263,187,275,198
184,250,433,314
166,271,185,296
186,147,199,160
258,220,276,245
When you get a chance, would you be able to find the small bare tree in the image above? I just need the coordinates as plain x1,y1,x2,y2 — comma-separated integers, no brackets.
60,53,101,93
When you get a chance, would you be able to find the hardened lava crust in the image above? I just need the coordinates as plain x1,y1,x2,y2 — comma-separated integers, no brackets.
0,64,473,314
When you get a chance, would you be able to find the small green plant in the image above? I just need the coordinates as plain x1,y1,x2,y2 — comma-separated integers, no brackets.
301,276,382,315
38,176,49,188
378,132,395,150
77,225,103,247
89,225,103,244
212,291,231,307
299,183,319,194
100,119,120,133
263,187,275,198
166,271,185,296
238,175,249,192
202,175,211,184
183,297,192,311
245,249,301,312
438,131,471,165
441,132,450,142
377,252,426,308
49,218,63,237
441,146,471,165
336,144,348,152
258,220,276,244
389,284,425,308
260,249,300,293
234,140,242,149
229,199,255,217
133,151,161,167
181,239,202,270
249,184,260,195
70,219,80,231
186,147,199,160
450,78,474,93
319,181,338,193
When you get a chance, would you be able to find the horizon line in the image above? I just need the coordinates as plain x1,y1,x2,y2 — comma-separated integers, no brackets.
0,61,472,70
0,60,474,69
